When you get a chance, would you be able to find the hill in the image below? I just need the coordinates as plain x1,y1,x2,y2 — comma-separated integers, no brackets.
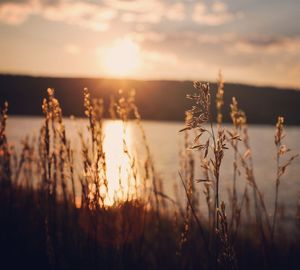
1,74,300,125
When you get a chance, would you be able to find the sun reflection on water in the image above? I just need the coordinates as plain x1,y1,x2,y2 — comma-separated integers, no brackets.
100,120,144,206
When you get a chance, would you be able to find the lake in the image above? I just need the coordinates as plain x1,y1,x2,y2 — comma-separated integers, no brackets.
6,116,300,218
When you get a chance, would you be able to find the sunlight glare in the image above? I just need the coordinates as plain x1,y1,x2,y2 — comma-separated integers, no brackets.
103,38,141,77
102,120,141,206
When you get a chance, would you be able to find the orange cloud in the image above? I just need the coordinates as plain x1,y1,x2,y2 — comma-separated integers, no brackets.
0,0,188,29
0,0,37,25
0,0,116,31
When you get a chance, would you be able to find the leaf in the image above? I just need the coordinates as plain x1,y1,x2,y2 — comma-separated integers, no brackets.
199,127,208,133
194,132,203,143
190,144,205,150
179,127,191,132
195,179,213,183
210,158,215,168
204,139,210,158
226,129,234,137
230,134,241,141
243,149,251,159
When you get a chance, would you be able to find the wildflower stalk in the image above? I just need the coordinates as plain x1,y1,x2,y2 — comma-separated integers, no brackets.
228,97,245,230
271,116,284,241
216,70,224,128
271,116,298,241
0,102,11,186
181,81,230,269
179,172,210,258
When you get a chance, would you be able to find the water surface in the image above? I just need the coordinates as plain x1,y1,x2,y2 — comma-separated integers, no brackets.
7,116,300,217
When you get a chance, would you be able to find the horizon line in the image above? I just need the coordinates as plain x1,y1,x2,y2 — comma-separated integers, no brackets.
1,72,299,91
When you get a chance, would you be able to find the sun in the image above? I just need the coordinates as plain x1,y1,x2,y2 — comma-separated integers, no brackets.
102,38,141,77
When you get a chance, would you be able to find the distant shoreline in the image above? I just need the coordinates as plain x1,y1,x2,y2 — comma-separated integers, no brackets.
1,74,300,125
1,73,299,91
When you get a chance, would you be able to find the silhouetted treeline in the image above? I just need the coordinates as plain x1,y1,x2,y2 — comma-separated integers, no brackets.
1,74,300,125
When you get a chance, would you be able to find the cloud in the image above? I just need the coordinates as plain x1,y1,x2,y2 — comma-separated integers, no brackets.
120,11,162,24
177,32,300,57
42,1,116,31
117,0,186,23
233,36,300,54
0,0,116,31
128,31,166,43
212,1,227,13
127,29,300,83
165,2,186,21
0,0,37,25
193,1,237,26
196,32,236,45
0,0,190,29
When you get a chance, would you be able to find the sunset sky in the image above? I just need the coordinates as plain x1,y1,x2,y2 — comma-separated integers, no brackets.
0,0,300,88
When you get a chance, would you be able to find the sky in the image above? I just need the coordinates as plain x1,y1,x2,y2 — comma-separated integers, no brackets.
0,0,300,88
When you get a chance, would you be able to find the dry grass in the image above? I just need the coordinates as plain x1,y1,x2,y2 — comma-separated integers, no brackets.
0,76,299,270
